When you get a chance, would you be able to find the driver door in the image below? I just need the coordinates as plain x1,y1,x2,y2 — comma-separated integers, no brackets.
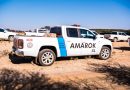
79,29,99,55
121,32,128,41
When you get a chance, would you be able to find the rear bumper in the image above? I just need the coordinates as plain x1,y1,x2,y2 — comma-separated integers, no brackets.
12,47,24,56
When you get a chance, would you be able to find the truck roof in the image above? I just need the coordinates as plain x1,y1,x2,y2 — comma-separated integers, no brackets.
51,25,89,30
112,31,126,33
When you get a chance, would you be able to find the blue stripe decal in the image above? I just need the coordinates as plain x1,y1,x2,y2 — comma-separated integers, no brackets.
57,37,67,56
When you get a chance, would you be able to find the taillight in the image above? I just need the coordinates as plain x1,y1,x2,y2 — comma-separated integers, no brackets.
18,39,23,49
13,38,18,48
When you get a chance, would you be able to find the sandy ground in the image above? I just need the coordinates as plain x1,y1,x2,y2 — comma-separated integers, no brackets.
0,41,130,89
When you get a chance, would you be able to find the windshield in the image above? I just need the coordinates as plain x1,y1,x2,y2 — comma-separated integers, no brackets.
122,32,127,36
92,31,98,35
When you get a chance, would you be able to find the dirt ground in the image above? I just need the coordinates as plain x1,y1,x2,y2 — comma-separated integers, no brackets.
0,41,130,90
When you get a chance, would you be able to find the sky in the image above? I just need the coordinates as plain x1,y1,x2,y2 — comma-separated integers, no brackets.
0,0,130,30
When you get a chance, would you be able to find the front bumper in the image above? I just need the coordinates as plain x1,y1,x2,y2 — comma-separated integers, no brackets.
12,47,24,56
128,38,130,46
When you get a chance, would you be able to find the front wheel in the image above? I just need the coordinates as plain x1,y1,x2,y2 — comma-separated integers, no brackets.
38,49,56,66
99,46,111,60
113,38,118,42
8,36,14,41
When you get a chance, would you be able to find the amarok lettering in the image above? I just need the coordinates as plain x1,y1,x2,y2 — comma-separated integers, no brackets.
70,43,96,48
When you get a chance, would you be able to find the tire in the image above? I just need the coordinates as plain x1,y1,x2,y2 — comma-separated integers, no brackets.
38,49,56,66
113,37,118,42
8,36,14,41
32,57,39,65
127,38,129,42
99,46,111,60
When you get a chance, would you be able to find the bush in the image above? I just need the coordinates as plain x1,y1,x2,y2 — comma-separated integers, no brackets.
0,69,78,90
91,64,130,86
0,69,105,90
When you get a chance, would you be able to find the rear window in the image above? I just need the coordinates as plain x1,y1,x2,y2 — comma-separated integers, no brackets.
112,32,117,35
66,28,78,38
50,27,62,36
119,33,122,35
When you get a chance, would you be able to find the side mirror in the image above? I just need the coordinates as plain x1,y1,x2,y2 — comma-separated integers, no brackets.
88,35,96,39
3,30,6,33
93,35,97,39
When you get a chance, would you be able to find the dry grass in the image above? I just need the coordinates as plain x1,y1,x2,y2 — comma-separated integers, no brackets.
0,41,11,58
0,50,10,58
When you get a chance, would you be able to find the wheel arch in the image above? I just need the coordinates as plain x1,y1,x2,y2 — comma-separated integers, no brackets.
102,45,112,51
8,35,14,41
114,37,118,39
8,35,14,37
39,46,57,57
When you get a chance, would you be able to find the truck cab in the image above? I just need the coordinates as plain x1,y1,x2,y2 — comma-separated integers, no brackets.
12,26,112,66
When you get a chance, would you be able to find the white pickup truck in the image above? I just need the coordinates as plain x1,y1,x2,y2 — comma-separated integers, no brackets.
25,28,48,36
0,28,17,41
104,31,130,42
12,26,112,66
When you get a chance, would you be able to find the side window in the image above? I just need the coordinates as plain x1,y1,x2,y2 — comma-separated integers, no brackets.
38,29,47,33
80,29,87,38
66,28,78,38
0,29,4,32
119,33,122,35
50,27,62,37
112,32,117,35
80,29,94,38
87,31,94,37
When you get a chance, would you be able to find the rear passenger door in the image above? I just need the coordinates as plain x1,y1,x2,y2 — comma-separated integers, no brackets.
50,27,67,57
64,28,82,56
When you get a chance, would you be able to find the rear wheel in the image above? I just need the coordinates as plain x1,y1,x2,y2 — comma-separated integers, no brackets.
38,49,56,66
99,46,111,60
32,57,39,65
8,36,14,41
